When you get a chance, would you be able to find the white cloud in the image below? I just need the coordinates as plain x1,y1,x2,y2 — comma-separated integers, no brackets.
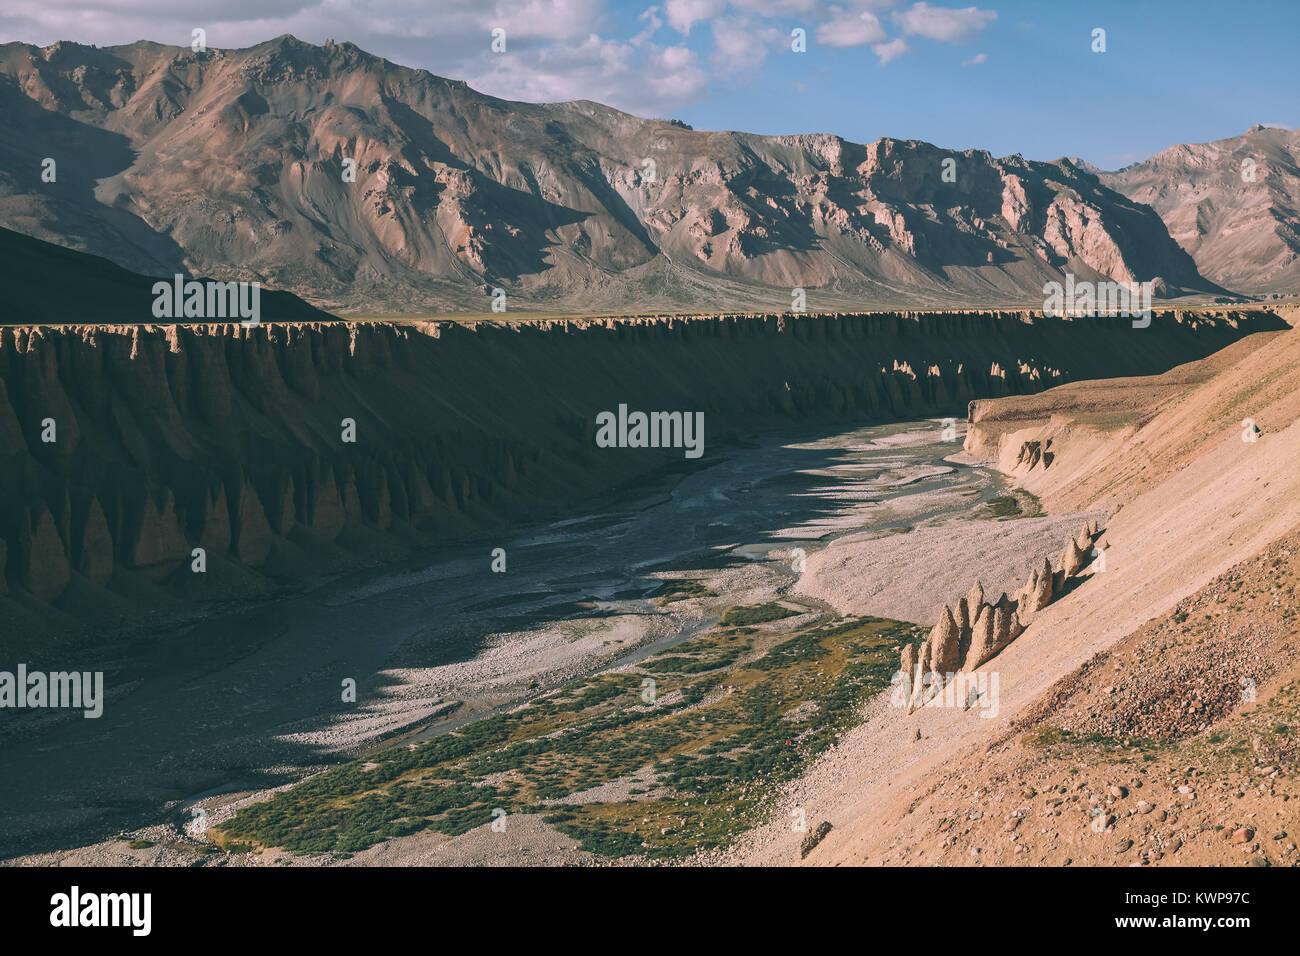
486,0,609,40
730,0,824,15
646,43,709,102
961,51,987,65
0,0,712,115
710,15,782,73
663,0,726,35
0,0,607,48
815,8,887,48
467,33,707,115
873,37,908,64
892,2,996,43
0,0,994,115
631,5,663,46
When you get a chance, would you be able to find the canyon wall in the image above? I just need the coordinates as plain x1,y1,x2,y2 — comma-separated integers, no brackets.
0,309,1282,636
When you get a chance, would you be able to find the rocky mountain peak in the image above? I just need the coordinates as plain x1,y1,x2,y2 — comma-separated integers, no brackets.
0,36,1218,312
1102,125,1300,294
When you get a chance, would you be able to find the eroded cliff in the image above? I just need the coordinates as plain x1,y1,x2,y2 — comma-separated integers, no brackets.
0,308,1281,640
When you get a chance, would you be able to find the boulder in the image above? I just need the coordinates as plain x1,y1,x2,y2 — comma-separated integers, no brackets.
964,602,997,671
956,596,971,634
909,639,934,712
990,595,1017,657
1061,536,1086,577
900,642,918,685
929,604,962,674
1033,557,1054,609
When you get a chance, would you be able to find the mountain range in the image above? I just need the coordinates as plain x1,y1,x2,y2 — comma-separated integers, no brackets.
1100,125,1300,296
0,35,1291,316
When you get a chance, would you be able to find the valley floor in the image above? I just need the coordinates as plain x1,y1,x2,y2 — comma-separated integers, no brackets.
4,421,1097,866
9,312,1299,868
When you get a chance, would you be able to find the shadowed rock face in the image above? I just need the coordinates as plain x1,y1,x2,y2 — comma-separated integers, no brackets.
1102,125,1300,295
0,35,1213,313
0,309,1278,635
0,226,335,325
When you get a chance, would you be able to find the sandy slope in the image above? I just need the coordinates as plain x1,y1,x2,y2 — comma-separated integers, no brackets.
828,532,1300,867
793,511,1106,627
729,314,1300,865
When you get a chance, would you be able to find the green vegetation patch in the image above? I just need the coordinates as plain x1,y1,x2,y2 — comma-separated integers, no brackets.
215,612,913,861
973,489,1042,521
984,496,1022,518
640,628,754,674
651,579,716,604
1022,723,1169,756
720,602,800,626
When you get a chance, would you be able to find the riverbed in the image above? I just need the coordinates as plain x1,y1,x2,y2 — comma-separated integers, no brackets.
1,418,1008,861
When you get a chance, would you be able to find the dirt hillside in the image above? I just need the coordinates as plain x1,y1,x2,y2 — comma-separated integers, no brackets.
730,311,1300,865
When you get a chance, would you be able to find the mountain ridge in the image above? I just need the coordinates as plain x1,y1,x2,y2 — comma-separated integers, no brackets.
1101,125,1300,295
0,34,1217,314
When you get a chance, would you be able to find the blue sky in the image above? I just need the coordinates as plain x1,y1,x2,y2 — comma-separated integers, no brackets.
2,0,1295,168
661,0,1300,167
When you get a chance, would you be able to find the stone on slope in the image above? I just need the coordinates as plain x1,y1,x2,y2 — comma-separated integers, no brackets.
900,643,918,685
1061,536,1087,578
930,604,962,674
964,602,998,671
